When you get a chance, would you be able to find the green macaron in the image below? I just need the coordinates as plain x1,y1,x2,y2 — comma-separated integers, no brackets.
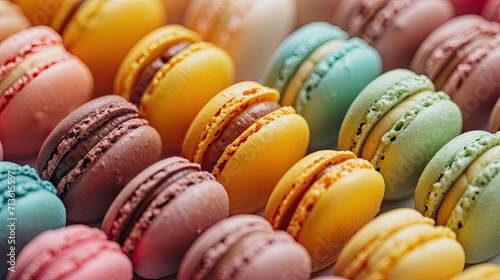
415,130,500,263
261,22,382,152
0,162,66,278
338,69,463,200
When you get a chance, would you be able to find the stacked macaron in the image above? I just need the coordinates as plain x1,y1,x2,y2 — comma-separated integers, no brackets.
332,0,455,71
102,156,229,278
262,22,382,152
334,208,465,280
114,24,235,156
14,0,168,96
6,225,133,280
264,150,385,272
415,130,500,263
37,95,162,223
182,81,310,215
178,215,312,280
0,162,66,279
338,69,462,200
411,15,500,131
0,26,93,160
183,0,296,82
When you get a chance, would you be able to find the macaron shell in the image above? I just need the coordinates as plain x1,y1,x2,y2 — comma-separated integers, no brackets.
140,41,235,156
378,228,465,280
337,69,432,154
62,125,162,223
211,0,296,82
178,214,274,280
334,208,434,278
414,130,489,214
454,169,500,263
367,0,454,71
10,0,62,25
0,1,30,41
182,81,277,162
230,234,311,280
376,98,462,200
131,180,229,278
218,113,309,214
451,41,500,131
114,24,202,99
61,0,167,96
264,150,357,230
458,263,500,279
298,167,384,271
483,0,500,22
330,0,359,29
0,56,93,159
297,39,382,151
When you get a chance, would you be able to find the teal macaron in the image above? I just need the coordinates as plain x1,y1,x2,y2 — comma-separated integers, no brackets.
338,69,463,200
0,162,66,278
415,130,500,264
261,22,382,152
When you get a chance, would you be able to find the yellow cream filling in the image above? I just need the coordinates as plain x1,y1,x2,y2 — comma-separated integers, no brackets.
361,90,434,160
280,39,345,107
437,145,500,225
0,45,66,95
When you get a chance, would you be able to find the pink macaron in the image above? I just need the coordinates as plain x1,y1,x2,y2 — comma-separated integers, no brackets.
101,156,230,279
483,0,500,22
411,15,500,131
6,225,133,280
332,0,455,71
0,26,93,160
178,214,312,280
452,0,489,15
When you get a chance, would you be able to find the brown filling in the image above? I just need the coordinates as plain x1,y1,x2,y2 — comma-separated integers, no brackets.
201,101,281,171
130,41,192,105
117,166,197,246
50,111,140,187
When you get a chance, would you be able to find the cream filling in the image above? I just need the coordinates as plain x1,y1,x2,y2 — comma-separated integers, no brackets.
437,145,500,225
361,90,434,160
281,39,345,107
0,45,66,95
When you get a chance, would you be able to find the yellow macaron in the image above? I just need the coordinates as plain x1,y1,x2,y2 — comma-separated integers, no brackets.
264,150,385,271
182,81,309,215
115,25,235,156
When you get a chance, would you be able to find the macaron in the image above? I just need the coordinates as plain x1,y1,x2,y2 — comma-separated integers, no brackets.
164,0,191,24
11,0,62,25
114,24,235,156
37,95,162,223
182,81,310,215
0,162,66,279
410,15,500,131
338,69,463,200
415,130,500,263
332,0,455,71
101,156,229,278
264,150,385,272
178,214,312,280
24,0,168,97
333,208,465,280
489,97,500,132
456,263,500,279
483,0,500,22
0,25,93,160
0,1,30,42
183,0,296,82
261,22,382,151
6,225,133,280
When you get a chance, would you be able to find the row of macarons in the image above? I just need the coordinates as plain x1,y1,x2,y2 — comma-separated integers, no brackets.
2,10,500,163
1,74,500,274
1,149,500,279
